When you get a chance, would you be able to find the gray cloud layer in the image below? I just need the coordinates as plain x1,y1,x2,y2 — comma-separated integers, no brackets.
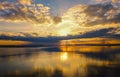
85,3,120,25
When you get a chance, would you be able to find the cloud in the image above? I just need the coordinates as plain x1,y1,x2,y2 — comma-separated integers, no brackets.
0,27,120,43
0,1,51,24
84,3,120,25
64,3,120,26
112,0,119,3
0,31,41,37
92,0,111,3
18,0,32,5
61,2,120,36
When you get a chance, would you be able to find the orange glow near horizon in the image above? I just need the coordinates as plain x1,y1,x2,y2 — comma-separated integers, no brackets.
59,38,120,52
0,40,31,46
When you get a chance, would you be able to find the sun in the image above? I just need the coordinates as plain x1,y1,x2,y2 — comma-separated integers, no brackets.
58,29,70,36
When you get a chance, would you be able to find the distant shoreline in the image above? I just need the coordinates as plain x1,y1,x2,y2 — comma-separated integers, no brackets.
0,44,120,48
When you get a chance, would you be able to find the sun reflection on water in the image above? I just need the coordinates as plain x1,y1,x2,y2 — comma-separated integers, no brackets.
60,52,68,61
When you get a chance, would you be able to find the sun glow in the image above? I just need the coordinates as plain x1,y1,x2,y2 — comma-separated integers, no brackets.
58,29,70,36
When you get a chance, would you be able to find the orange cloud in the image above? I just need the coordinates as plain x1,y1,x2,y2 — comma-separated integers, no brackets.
18,0,32,5
112,0,119,3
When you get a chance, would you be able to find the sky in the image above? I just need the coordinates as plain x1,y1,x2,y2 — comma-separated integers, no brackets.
0,0,120,39
0,0,111,15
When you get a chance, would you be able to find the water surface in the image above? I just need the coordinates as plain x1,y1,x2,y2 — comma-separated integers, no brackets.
0,45,120,77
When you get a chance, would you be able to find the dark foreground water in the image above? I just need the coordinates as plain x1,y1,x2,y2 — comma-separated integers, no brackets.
0,45,120,77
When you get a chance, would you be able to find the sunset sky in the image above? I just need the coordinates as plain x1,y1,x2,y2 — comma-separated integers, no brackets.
0,0,120,38
0,1,120,77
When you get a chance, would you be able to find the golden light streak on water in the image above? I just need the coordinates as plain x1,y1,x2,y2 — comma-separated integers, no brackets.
60,52,68,61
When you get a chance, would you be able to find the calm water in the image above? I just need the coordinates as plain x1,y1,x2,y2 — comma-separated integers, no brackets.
0,45,120,77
